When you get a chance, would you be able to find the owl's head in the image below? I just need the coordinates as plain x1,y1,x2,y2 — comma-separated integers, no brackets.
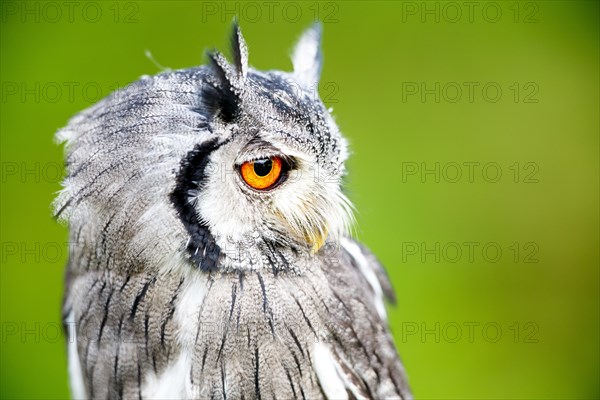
55,23,353,274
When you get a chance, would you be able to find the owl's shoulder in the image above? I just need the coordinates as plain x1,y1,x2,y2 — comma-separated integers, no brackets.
314,238,412,398
337,237,396,317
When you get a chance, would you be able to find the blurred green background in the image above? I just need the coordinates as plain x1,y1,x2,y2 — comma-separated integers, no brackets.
1,1,598,398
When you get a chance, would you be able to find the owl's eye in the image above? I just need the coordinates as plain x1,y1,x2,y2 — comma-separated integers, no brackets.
240,156,283,190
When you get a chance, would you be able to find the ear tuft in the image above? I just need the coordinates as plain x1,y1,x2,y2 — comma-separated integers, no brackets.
204,21,253,121
205,49,241,121
230,19,248,80
207,50,235,87
291,23,323,90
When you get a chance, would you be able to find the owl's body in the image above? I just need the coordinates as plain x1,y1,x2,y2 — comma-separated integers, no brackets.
57,24,411,399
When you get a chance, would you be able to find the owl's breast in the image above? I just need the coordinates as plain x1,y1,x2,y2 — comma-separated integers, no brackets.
142,266,334,399
67,244,408,399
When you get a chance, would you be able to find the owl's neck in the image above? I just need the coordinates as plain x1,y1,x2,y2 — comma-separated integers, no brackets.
201,234,337,275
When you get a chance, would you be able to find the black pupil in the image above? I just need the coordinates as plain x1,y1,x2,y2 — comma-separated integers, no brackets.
253,159,273,177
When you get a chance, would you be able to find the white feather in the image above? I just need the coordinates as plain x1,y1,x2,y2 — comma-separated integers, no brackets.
340,238,387,322
141,276,208,398
313,342,349,400
291,24,322,90
142,352,190,399
66,310,87,400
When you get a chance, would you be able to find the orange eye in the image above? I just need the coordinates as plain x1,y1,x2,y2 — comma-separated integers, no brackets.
240,157,283,190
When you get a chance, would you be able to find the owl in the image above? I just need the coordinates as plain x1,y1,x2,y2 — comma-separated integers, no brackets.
55,23,412,400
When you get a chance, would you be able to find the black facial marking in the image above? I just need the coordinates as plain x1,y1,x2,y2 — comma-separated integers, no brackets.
170,138,226,272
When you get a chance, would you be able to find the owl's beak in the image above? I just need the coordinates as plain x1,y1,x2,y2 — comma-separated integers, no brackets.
306,227,328,254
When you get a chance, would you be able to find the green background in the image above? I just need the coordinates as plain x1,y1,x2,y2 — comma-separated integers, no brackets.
1,1,598,398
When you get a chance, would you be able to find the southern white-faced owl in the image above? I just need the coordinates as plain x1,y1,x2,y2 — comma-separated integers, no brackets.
55,23,412,399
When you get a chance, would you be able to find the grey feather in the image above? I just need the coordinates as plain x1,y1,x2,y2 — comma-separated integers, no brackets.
56,23,412,400
230,20,249,80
